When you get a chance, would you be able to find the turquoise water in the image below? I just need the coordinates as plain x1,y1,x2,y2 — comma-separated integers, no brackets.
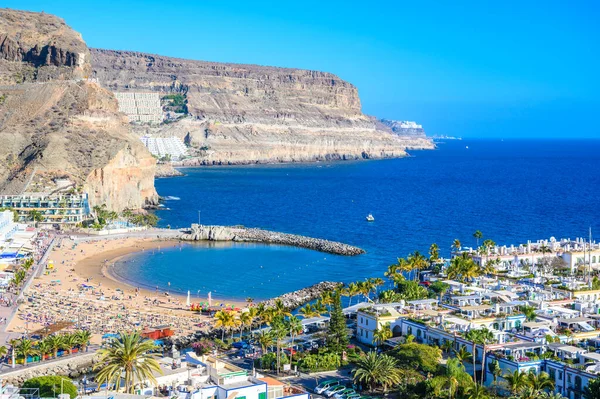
112,139,600,301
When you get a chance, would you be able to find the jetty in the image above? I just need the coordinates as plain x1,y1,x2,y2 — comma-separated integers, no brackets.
179,224,365,256
259,281,343,309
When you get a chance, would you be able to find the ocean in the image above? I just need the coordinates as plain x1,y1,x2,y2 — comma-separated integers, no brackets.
111,139,600,301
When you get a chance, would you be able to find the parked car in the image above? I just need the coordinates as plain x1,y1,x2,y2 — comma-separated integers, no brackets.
334,389,356,399
324,385,346,397
232,341,250,349
314,380,339,394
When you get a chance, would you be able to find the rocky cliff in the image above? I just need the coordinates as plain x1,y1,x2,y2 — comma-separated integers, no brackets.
91,49,434,164
0,9,157,211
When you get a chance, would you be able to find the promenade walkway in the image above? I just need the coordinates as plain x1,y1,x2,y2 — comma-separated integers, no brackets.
0,234,58,344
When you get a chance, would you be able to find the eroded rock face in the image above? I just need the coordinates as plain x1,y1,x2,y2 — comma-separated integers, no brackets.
91,49,434,164
0,8,90,83
0,9,157,211
0,81,158,210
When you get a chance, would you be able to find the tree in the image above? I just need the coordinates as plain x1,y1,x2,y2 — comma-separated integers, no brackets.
584,377,600,399
61,333,79,355
352,352,401,393
75,330,92,351
28,210,44,226
239,311,253,338
527,371,554,393
429,243,440,266
454,345,473,365
13,338,38,362
214,310,235,340
391,342,441,374
257,330,274,354
298,304,319,318
0,345,7,359
344,282,360,306
94,332,162,393
270,315,288,374
488,360,502,385
395,280,429,300
408,251,428,281
464,384,491,399
452,239,462,253
36,341,51,361
23,376,78,399
473,230,483,247
503,370,530,395
439,358,472,399
45,335,64,358
520,305,537,322
378,289,402,303
272,299,291,318
372,323,392,348
285,315,303,366
326,290,349,353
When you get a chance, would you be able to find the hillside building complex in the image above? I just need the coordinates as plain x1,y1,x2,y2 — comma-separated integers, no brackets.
0,194,90,225
114,92,163,124
140,135,188,160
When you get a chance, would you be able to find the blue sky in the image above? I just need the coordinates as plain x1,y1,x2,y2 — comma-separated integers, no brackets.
6,0,599,138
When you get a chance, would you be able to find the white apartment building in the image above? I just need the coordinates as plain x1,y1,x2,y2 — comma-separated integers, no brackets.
114,92,163,124
0,210,17,243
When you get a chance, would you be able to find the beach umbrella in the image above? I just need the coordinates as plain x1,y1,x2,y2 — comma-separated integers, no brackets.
186,291,191,307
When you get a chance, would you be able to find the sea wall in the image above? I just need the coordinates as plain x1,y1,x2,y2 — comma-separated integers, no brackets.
179,224,365,256
0,353,98,384
259,281,342,309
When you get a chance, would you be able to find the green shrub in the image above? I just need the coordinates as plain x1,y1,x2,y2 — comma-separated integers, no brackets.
22,376,78,399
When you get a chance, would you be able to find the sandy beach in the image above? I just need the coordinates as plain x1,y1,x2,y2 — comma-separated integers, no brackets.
7,235,244,343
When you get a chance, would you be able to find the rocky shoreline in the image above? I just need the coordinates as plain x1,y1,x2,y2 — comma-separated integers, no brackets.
179,224,365,256
259,281,343,309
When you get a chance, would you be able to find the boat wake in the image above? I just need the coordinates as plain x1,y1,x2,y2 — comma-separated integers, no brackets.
163,196,181,200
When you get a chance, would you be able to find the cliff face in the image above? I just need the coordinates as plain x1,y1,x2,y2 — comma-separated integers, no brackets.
91,49,434,164
0,9,157,211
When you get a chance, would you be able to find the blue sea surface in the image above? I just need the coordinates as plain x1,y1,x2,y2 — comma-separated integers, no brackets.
112,139,600,301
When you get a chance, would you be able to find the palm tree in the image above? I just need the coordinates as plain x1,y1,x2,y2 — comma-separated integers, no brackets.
368,278,385,298
452,239,462,253
441,340,454,354
408,251,428,281
464,329,480,381
464,384,491,399
270,316,288,374
527,371,554,393
345,282,360,306
429,243,440,266
285,316,303,366
75,330,92,352
372,323,392,348
45,335,64,358
473,230,483,247
352,352,401,393
503,370,529,395
214,310,235,340
441,358,472,399
0,345,7,359
454,346,473,366
520,305,537,322
256,330,274,354
239,312,253,338
476,328,496,385
298,304,319,318
28,210,44,226
13,338,38,363
272,299,291,318
36,341,51,361
62,333,79,355
94,332,162,393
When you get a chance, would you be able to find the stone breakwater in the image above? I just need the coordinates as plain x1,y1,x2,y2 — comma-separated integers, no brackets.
260,281,343,309
0,353,98,384
179,224,365,256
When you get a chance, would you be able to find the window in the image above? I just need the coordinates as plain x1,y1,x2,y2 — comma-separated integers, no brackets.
366,319,369,326
366,331,369,339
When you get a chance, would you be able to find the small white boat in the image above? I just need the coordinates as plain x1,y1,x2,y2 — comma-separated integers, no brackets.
366,214,375,222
